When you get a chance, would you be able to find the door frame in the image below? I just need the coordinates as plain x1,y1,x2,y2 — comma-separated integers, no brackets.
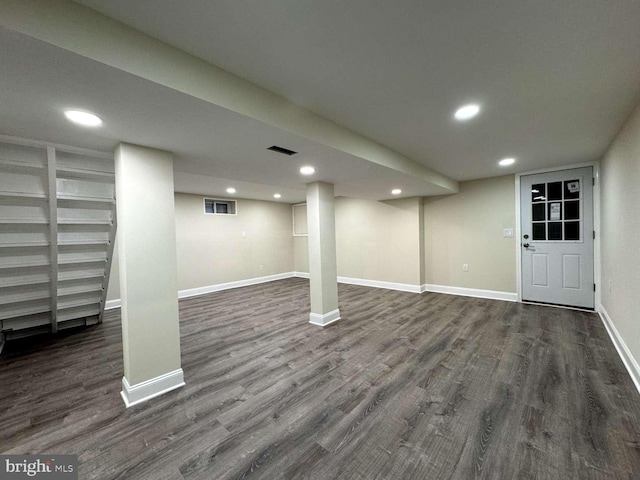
515,162,601,308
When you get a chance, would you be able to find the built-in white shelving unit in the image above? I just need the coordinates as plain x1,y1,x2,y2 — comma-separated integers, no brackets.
0,135,116,341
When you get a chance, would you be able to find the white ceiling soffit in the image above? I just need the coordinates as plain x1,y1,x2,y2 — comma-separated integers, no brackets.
0,0,457,196
71,0,640,180
0,27,451,203
172,173,305,204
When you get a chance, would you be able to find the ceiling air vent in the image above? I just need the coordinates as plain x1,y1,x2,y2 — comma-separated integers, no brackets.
268,145,297,156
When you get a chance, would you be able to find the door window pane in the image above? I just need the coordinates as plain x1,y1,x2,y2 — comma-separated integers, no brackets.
532,184,546,202
532,223,546,240
548,222,562,240
565,221,580,241
548,202,562,221
528,177,586,243
547,182,562,201
564,179,580,199
565,200,579,220
532,203,545,221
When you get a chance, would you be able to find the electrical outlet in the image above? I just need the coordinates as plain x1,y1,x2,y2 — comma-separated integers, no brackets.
462,264,469,272
260,264,264,271
242,231,246,238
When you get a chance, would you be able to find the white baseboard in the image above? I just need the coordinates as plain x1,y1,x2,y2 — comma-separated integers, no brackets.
105,299,121,310
107,274,517,313
597,304,640,395
106,272,297,310
337,276,422,293
422,284,518,302
178,272,295,299
295,272,421,293
309,308,341,327
121,368,185,408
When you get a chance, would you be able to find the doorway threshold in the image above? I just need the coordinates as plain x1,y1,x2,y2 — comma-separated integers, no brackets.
521,300,595,313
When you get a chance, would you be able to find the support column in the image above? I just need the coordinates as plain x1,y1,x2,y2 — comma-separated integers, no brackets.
115,143,184,407
418,197,426,289
306,182,340,326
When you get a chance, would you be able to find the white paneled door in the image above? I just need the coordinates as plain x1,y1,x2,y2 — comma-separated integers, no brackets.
520,167,594,309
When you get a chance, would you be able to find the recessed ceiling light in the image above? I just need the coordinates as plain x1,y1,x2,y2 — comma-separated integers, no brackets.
64,110,103,127
300,166,315,175
226,187,236,194
454,104,481,121
498,158,516,167
391,189,402,195
273,193,282,199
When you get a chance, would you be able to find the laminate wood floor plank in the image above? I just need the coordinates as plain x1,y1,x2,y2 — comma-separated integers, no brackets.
2,278,639,479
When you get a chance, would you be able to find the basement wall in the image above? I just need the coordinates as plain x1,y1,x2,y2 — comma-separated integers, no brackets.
107,193,293,301
600,101,640,368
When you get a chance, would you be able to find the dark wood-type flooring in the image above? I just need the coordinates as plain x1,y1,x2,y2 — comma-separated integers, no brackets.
1,278,640,479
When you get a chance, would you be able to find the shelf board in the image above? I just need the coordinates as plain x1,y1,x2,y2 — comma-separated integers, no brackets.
58,239,109,246
0,277,50,288
0,219,49,224
0,291,51,305
0,239,109,248
58,219,113,226
1,316,52,333
57,297,101,310
0,260,50,269
58,270,105,282
57,306,100,322
0,241,50,248
57,167,115,183
0,304,51,321
58,256,107,265
0,160,45,175
57,195,115,205
0,191,47,200
58,285,103,297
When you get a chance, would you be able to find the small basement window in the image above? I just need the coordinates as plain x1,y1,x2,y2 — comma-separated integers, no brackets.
204,198,237,215
292,203,308,236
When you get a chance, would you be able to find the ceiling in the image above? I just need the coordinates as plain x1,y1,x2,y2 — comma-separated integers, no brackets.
1,1,640,204
0,27,451,203
74,0,640,180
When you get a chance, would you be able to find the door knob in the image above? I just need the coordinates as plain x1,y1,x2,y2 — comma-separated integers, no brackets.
523,243,530,248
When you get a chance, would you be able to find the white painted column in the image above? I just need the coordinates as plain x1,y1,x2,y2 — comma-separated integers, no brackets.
115,143,184,407
306,182,340,326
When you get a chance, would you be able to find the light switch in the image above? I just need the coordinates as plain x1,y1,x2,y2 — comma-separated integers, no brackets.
503,228,514,238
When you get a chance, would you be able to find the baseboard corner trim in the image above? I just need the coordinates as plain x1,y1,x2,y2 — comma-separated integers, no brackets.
109,273,297,308
105,299,121,310
337,276,422,293
293,271,310,279
422,284,518,302
309,308,341,327
178,272,295,299
597,304,640,396
121,368,185,408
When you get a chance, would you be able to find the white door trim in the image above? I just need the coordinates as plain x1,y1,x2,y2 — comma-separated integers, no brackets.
515,162,601,306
